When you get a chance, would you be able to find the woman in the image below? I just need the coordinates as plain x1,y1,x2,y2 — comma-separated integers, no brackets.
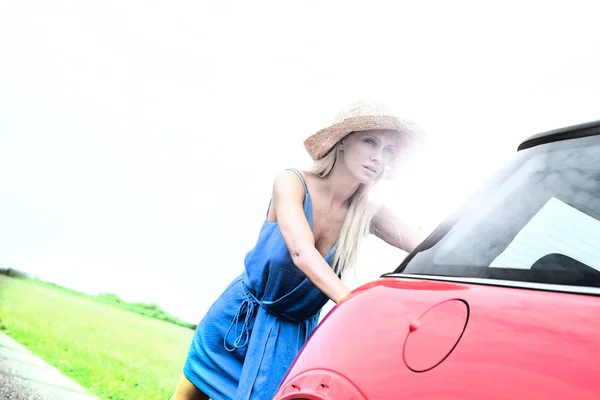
171,100,425,400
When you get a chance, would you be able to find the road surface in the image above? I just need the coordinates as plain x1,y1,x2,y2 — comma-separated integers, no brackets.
0,331,98,400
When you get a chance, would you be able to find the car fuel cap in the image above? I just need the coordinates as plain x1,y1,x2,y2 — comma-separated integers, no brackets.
403,299,469,372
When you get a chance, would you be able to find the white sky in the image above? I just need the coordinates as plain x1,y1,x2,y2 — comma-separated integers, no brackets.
1,1,599,323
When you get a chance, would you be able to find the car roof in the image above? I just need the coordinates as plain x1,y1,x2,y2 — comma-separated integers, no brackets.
518,120,600,151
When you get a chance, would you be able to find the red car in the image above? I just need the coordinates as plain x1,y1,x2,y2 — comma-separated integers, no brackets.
273,121,600,400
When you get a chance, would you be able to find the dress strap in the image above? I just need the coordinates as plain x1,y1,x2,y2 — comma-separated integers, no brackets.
264,168,309,219
285,168,308,195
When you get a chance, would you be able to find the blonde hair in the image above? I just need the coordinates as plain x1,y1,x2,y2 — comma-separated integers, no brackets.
307,140,384,277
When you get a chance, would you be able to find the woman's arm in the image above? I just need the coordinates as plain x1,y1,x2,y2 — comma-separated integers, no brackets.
272,170,351,304
370,204,425,253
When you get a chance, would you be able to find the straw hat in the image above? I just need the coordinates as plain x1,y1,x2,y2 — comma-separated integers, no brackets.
304,100,424,160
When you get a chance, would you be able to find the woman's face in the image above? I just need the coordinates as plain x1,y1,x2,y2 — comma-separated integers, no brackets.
339,129,398,184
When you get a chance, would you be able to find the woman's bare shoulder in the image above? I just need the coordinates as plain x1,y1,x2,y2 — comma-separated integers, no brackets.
271,169,309,206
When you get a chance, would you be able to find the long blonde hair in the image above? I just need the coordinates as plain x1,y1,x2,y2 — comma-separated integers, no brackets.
307,140,384,277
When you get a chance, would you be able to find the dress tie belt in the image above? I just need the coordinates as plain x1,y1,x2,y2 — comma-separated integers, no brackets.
224,282,257,352
223,280,316,352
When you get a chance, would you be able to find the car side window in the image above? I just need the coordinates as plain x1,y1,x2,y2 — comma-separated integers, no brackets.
402,134,600,288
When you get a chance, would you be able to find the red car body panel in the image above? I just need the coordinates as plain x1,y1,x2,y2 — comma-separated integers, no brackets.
273,277,600,399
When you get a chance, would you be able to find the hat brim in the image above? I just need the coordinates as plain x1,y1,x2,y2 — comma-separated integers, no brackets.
304,115,424,161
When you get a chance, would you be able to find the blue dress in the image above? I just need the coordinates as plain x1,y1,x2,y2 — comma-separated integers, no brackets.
183,169,336,400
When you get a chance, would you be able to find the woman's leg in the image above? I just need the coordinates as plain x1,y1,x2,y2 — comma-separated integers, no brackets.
170,373,210,400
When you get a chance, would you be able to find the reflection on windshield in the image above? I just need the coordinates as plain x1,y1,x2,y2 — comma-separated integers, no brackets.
489,197,600,272
399,134,600,288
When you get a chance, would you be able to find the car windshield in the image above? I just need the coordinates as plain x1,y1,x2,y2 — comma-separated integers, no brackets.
398,133,600,288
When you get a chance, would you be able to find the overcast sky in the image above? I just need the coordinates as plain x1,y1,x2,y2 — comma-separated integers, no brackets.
1,1,599,323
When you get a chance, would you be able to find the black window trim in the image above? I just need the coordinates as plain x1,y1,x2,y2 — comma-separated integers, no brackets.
518,120,600,151
381,273,600,297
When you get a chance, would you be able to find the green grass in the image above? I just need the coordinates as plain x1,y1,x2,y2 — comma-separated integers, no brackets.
94,293,197,330
0,268,196,330
0,275,196,400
